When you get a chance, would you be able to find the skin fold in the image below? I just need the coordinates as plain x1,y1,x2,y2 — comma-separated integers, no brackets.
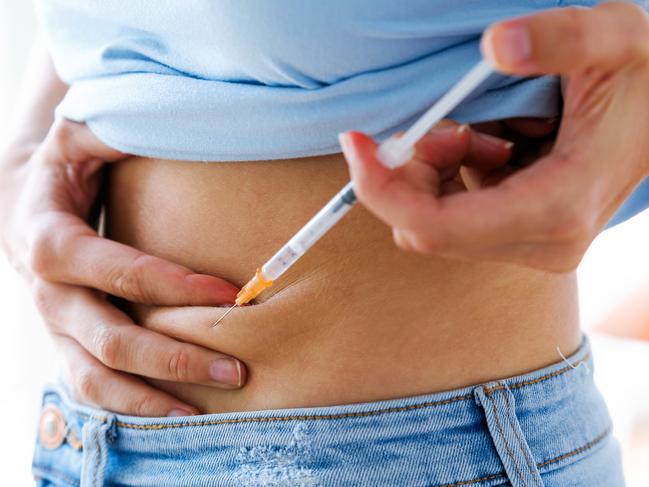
3,2,647,416
107,149,581,413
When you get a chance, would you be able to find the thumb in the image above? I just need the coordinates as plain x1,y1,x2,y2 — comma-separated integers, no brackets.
42,119,127,168
481,1,649,75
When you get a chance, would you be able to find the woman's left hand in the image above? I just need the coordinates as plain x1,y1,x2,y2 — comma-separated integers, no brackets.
341,1,649,273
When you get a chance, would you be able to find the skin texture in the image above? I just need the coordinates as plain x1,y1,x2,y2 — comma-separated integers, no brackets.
106,147,580,413
342,2,649,273
0,41,247,417
0,2,646,416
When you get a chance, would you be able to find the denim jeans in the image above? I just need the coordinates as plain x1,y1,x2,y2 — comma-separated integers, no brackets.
33,337,624,486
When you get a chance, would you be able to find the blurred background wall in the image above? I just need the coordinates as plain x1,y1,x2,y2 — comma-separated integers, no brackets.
0,1,648,484
0,1,59,484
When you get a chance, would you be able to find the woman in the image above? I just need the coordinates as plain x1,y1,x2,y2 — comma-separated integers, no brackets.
2,1,648,485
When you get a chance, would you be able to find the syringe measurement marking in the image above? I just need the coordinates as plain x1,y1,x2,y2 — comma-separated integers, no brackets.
223,61,492,313
277,247,298,268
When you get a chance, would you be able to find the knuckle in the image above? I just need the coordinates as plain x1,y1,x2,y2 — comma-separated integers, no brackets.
132,394,157,417
110,254,155,302
74,368,99,403
49,120,83,163
28,221,78,280
93,327,122,368
28,228,57,279
112,267,141,300
166,349,191,382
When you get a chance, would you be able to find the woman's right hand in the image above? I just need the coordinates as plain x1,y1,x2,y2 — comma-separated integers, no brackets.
0,120,247,417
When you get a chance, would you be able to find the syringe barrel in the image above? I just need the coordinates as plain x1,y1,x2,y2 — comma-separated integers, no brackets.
262,181,357,281
399,59,494,149
377,137,416,169
377,59,494,169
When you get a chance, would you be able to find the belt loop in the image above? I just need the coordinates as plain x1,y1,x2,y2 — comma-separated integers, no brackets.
474,383,544,487
80,414,115,487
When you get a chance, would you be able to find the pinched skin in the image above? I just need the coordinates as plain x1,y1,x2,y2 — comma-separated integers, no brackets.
107,152,580,414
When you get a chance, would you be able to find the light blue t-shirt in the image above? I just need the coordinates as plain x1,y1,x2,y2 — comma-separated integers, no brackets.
35,0,614,162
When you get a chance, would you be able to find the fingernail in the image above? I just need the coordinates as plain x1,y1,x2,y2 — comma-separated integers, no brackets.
209,358,241,386
475,131,514,150
456,124,469,135
167,408,195,417
185,274,239,304
338,132,351,153
339,132,360,166
486,24,532,68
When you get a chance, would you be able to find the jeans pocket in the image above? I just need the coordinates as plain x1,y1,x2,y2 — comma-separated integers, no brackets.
32,389,84,487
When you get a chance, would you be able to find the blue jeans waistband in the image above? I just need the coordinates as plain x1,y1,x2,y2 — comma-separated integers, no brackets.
32,336,624,486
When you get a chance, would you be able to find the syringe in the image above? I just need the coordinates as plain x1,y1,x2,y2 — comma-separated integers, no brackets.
212,59,494,326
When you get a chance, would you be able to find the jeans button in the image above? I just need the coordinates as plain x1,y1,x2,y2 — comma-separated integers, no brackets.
39,404,66,450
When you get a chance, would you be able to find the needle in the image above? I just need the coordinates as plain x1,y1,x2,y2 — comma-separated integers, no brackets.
211,304,237,327
209,60,496,328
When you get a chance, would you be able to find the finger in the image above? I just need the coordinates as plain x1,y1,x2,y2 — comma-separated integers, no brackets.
404,158,567,254
481,2,649,75
481,166,518,187
38,281,245,388
57,335,200,416
439,124,621,261
440,179,466,196
340,129,513,232
41,119,127,167
30,212,239,306
470,120,505,137
414,124,513,172
73,294,246,388
462,128,514,170
504,117,559,138
341,130,442,231
408,125,471,183
412,124,470,175
132,301,288,359
402,127,512,194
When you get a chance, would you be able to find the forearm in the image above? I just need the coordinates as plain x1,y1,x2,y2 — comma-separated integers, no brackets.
1,34,67,165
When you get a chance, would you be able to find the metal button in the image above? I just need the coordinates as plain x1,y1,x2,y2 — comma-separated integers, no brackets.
38,404,66,450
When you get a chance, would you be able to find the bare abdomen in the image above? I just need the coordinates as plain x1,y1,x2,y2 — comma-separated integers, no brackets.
105,153,581,413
